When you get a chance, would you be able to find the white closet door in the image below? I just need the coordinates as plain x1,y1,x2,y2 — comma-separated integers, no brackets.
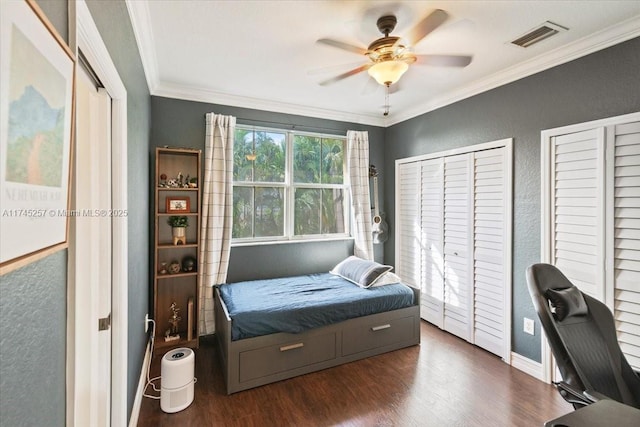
420,158,445,327
443,154,473,341
396,162,422,290
612,121,640,370
551,129,606,299
473,148,508,357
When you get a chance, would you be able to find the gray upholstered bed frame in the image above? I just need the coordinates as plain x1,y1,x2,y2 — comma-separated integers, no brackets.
214,285,421,394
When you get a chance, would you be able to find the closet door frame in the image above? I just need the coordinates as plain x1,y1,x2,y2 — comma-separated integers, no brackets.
540,111,640,383
395,138,513,361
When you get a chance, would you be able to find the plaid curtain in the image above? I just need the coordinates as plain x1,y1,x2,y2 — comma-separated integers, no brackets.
199,113,235,335
347,130,374,260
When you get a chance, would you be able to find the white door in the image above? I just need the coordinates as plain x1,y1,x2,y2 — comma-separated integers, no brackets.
71,63,112,426
542,112,640,380
443,153,473,341
609,121,640,370
420,158,445,328
473,147,511,358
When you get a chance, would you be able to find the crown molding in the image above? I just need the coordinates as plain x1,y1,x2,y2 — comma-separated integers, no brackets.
125,0,158,93
387,15,640,126
154,82,388,127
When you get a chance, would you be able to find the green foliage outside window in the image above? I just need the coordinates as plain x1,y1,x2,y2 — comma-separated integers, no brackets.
232,126,346,240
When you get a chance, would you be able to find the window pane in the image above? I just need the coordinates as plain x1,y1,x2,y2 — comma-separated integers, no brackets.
234,129,254,182
293,135,321,183
254,131,285,182
294,188,320,235
234,130,285,183
321,138,344,184
232,186,253,238
254,187,284,237
321,188,345,233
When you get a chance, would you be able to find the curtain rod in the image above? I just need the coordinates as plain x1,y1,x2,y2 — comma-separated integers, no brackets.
234,117,349,135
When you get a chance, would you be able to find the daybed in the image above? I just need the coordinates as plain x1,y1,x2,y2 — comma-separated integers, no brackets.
214,261,420,394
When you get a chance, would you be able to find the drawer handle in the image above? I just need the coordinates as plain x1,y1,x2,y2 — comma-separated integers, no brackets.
280,343,304,352
371,324,391,332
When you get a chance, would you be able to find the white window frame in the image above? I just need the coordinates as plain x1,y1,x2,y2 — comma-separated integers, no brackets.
232,125,350,244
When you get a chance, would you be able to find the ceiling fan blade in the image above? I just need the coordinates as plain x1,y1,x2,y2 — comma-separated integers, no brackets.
415,54,472,67
319,64,371,86
316,38,368,55
307,61,368,76
406,9,449,45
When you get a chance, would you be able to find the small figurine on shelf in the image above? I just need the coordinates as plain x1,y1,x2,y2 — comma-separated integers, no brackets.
165,302,182,342
184,174,191,188
158,262,168,275
177,172,184,187
189,177,198,188
159,173,168,187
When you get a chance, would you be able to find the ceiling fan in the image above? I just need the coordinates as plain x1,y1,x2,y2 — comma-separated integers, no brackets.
316,9,472,105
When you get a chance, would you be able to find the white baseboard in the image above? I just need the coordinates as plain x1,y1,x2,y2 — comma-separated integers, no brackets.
129,341,152,427
510,351,546,382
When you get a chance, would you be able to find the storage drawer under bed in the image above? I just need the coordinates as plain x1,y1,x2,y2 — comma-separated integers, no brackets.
239,332,337,382
341,314,416,356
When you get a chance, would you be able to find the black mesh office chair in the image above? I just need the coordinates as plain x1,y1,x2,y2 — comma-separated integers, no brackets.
526,263,640,409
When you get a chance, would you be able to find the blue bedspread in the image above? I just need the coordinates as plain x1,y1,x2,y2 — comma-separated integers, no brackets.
218,273,415,341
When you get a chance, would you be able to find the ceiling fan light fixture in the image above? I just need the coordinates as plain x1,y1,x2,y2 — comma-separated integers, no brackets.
367,60,409,86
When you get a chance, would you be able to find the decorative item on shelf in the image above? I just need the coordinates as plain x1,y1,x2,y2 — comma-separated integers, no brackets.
167,216,189,245
168,260,181,274
188,177,198,188
184,174,190,188
159,173,168,187
166,197,190,213
182,255,197,273
164,301,182,342
158,262,168,275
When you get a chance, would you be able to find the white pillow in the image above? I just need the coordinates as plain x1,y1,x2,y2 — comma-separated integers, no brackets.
369,272,402,287
330,256,393,288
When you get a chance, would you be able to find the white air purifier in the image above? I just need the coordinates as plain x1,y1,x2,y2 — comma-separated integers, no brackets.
160,347,195,413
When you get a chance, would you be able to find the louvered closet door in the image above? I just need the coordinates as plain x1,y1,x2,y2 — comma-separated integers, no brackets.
420,158,445,327
612,121,640,370
473,148,508,357
551,129,606,299
443,154,473,341
396,162,422,290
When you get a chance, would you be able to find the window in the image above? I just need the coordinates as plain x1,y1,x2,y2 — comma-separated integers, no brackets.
232,126,348,242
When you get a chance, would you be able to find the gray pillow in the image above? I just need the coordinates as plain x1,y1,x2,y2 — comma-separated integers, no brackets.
545,286,588,321
330,256,393,288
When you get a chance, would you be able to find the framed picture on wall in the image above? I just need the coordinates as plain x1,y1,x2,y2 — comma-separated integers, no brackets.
0,0,75,272
166,197,191,213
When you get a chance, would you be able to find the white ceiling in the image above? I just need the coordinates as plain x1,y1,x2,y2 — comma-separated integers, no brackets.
126,1,640,127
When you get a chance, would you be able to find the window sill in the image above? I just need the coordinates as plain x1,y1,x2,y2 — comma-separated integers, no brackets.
231,236,354,248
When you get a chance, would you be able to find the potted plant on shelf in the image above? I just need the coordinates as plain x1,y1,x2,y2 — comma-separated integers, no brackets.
168,215,189,245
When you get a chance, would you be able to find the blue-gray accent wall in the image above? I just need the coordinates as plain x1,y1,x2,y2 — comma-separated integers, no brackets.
384,37,640,362
150,96,386,283
0,2,69,426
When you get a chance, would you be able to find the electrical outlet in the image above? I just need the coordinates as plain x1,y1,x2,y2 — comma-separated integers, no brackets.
524,317,535,335
145,313,149,333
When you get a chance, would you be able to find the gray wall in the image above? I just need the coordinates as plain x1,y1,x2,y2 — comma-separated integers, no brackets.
0,2,69,426
0,1,151,425
384,37,640,362
150,96,385,284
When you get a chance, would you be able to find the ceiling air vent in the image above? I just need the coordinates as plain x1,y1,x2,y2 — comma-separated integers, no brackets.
511,21,567,48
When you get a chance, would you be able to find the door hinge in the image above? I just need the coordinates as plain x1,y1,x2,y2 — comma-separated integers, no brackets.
98,313,111,331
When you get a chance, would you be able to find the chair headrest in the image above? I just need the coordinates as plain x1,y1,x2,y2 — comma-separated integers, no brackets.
545,286,589,321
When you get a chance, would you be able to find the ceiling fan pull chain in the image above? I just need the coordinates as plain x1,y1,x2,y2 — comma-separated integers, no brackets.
383,83,390,116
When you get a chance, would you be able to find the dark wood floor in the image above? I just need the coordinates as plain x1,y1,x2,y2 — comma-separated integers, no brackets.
138,321,570,426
